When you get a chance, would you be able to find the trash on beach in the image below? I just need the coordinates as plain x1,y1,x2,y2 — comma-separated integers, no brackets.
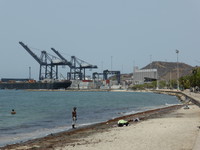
127,118,140,123
184,105,190,109
134,118,140,122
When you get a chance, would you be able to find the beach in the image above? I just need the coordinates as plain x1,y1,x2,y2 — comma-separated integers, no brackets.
1,90,200,150
61,104,200,150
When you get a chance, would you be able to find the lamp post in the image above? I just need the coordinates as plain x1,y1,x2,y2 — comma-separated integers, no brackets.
176,50,179,91
156,62,159,90
111,56,113,71
156,69,159,90
29,66,31,79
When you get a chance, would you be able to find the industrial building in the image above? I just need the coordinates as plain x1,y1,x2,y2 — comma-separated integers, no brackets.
133,67,158,84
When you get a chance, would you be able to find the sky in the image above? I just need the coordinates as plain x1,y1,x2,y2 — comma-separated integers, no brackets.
0,0,200,80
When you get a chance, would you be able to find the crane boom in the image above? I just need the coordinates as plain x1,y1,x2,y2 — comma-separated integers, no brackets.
51,48,72,66
19,42,44,65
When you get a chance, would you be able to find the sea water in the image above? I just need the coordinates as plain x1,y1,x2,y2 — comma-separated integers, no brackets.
0,90,180,146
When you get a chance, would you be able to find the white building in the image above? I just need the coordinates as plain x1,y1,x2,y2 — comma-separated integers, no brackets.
133,67,158,84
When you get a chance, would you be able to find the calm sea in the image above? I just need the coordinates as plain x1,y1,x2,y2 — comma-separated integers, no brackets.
0,90,180,146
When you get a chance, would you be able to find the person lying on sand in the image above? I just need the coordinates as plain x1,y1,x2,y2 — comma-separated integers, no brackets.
117,117,140,127
117,119,129,127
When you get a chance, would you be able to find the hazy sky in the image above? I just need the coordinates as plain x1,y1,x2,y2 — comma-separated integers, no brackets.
1,0,200,80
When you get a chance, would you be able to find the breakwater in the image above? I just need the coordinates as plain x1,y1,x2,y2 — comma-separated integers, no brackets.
153,90,200,107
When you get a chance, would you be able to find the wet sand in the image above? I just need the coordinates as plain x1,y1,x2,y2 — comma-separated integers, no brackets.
1,91,200,150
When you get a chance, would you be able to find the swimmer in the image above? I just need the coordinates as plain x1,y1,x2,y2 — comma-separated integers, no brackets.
11,109,16,115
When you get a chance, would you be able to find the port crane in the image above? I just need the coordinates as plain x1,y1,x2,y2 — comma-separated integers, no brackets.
19,42,68,80
93,70,121,84
51,48,98,80
92,72,104,80
51,48,71,66
19,42,98,81
68,56,98,80
103,70,121,84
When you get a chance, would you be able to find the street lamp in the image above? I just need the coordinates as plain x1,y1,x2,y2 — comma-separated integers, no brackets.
155,61,159,90
156,69,159,90
176,50,179,90
29,67,31,79
111,56,113,71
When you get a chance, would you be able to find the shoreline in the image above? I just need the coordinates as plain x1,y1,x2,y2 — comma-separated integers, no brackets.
1,89,200,150
1,104,183,150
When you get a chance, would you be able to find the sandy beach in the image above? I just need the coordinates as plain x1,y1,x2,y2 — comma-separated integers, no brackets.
1,91,200,150
60,104,200,150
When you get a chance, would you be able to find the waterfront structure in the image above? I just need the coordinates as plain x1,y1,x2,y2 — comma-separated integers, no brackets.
133,67,158,84
19,42,97,81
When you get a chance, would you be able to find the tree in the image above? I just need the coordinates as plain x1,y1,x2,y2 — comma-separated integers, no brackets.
179,67,200,89
179,76,190,89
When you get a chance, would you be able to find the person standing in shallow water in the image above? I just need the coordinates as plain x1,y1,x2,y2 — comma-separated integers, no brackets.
72,107,77,129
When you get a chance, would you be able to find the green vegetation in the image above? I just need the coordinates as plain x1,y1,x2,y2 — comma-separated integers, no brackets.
129,79,180,90
129,80,177,90
129,67,200,90
179,67,200,89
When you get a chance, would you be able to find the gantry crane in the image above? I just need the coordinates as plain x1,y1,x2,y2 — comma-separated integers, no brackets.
51,48,97,80
103,70,121,84
68,56,98,80
20,42,98,81
92,70,121,84
51,48,72,66
92,72,104,80
19,42,67,80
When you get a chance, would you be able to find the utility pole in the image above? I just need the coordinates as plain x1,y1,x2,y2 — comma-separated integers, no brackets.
111,56,113,71
156,62,159,90
150,55,152,69
170,71,172,89
176,50,180,91
29,67,31,79
150,55,152,79
101,61,104,73
132,60,135,85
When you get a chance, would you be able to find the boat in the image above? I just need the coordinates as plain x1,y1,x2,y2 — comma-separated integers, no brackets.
0,79,72,90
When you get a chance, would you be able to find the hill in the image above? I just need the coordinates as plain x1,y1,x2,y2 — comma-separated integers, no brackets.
142,61,194,81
